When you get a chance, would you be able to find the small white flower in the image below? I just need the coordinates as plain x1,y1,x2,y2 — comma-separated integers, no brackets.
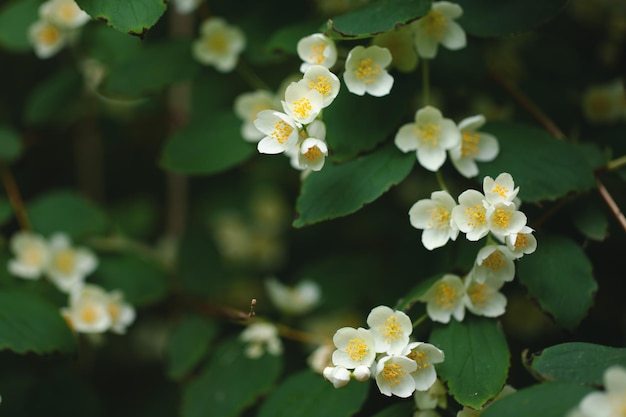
409,190,459,250
413,1,467,59
451,189,489,241
353,365,371,382
234,90,277,142
281,80,324,125
265,277,321,315
414,379,447,410
171,0,202,14
463,274,507,317
343,45,394,97
308,344,334,374
449,115,499,178
332,327,377,369
106,290,135,334
240,322,283,359
483,173,519,206
8,231,50,279
254,110,299,154
505,226,537,258
297,33,337,73
576,365,626,417
63,284,112,334
486,202,527,240
403,342,445,391
472,244,516,284
192,17,246,72
323,366,351,388
395,106,461,172
46,233,97,293
298,137,328,172
39,0,90,29
366,305,413,355
581,80,625,124
29,19,67,59
303,65,341,108
420,274,465,323
375,355,418,398
373,25,419,73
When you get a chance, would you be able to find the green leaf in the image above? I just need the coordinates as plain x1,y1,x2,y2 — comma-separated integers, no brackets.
395,274,442,311
161,111,255,176
517,234,596,331
481,122,595,202
294,144,415,227
265,20,325,55
368,402,414,417
0,196,13,226
429,316,510,408
0,0,39,51
525,342,626,386
183,337,282,417
177,230,227,298
28,190,108,239
570,197,609,241
455,0,569,38
166,314,218,380
0,125,21,162
103,39,200,98
257,370,368,417
75,0,167,37
0,289,75,354
24,69,84,126
94,254,169,307
481,382,592,417
326,0,431,39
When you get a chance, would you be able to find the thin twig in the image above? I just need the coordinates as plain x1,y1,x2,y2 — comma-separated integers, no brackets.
0,162,31,231
596,177,626,233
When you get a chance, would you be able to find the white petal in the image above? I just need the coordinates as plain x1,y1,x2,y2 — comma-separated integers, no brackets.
366,72,394,97
395,124,419,152
417,146,447,172
440,21,466,50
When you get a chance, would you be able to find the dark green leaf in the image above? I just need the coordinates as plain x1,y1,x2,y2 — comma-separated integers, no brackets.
294,144,415,227
0,125,21,162
177,230,227,298
95,254,169,307
517,234,596,331
0,196,13,226
81,24,144,67
166,314,218,380
257,370,368,417
481,122,595,202
75,0,167,37
368,402,413,417
455,0,569,38
28,189,108,239
525,342,626,386
481,382,592,417
0,289,75,354
570,197,609,241
429,316,510,408
0,0,39,51
161,111,255,176
24,69,84,126
326,0,431,39
183,337,282,417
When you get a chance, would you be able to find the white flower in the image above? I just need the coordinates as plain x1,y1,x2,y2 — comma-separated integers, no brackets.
234,90,277,142
366,305,413,355
413,1,466,59
375,355,418,398
332,327,377,369
581,80,625,124
254,110,299,154
39,0,90,29
373,25,419,73
298,137,328,172
409,190,459,250
449,115,499,178
106,290,135,334
343,45,394,97
62,284,112,334
303,65,341,108
171,0,202,14
463,274,507,317
451,189,489,241
576,365,626,417
505,226,537,258
308,344,334,374
483,173,519,206
192,17,245,72
240,322,283,359
486,202,527,240
472,244,516,284
265,277,321,315
281,80,324,125
395,106,461,171
46,233,97,293
297,33,337,73
403,342,445,391
323,366,351,388
8,231,50,279
353,365,371,382
414,379,447,410
420,274,465,323
29,19,67,59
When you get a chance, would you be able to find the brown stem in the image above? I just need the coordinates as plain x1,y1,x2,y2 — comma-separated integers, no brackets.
0,162,31,231
596,177,626,233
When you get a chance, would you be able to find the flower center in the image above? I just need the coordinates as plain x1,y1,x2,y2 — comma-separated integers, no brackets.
588,94,612,118
292,97,312,119
419,123,441,147
304,145,322,161
468,282,491,307
270,120,293,144
59,3,79,21
346,337,368,361
379,315,402,343
310,43,326,64
492,184,509,199
108,302,121,322
40,25,60,45
492,208,512,230
434,282,459,309
382,362,407,386
54,249,76,274
356,58,381,84
461,131,481,158
80,304,99,324
428,206,451,230
424,10,447,38
408,350,431,371
514,233,528,249
482,251,505,271
207,33,228,53
464,204,487,227
21,245,43,266
309,76,332,97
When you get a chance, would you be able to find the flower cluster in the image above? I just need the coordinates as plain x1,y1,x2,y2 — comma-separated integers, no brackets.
265,277,321,316
568,365,626,417
192,17,246,73
28,0,91,59
240,322,283,359
8,231,135,335
409,173,537,323
323,305,444,398
395,105,499,177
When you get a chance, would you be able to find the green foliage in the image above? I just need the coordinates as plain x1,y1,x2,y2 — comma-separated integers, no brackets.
25,69,84,126
0,196,12,226
0,289,75,354
570,197,609,241
0,0,39,51
0,125,21,162
166,314,218,380
75,0,167,37
368,402,413,417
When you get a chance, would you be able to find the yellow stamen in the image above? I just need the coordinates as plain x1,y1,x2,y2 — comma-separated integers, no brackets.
304,145,322,161
482,251,505,271
80,304,99,324
423,10,448,38
310,43,326,64
309,76,332,97
270,120,293,144
59,3,79,21
407,350,431,372
379,316,402,344
467,282,491,307
382,362,407,386
461,131,481,158
464,205,487,227
54,249,76,274
346,337,369,361
492,184,508,199
292,97,312,119
427,206,451,230
40,25,60,45
206,33,228,53
21,246,43,266
492,208,512,230
418,123,441,147
355,58,381,84
433,282,459,309
514,233,528,249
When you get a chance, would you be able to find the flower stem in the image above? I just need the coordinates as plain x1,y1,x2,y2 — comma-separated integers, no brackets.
596,177,626,233
0,162,31,231
435,170,448,193
236,60,271,91
422,58,430,106
412,313,428,329
607,154,626,171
